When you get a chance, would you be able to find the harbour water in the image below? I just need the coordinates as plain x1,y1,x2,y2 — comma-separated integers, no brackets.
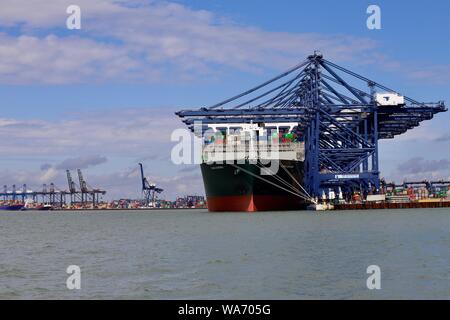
0,208,449,299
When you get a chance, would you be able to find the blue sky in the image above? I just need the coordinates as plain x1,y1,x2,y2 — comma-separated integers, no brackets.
0,0,449,199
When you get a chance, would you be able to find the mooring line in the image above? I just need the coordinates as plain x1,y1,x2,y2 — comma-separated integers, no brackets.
255,161,303,195
279,162,312,199
228,163,312,202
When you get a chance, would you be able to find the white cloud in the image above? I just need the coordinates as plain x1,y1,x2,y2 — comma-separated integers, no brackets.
39,167,59,183
0,0,447,84
368,53,450,85
385,157,450,182
0,107,178,156
0,0,379,84
55,155,108,170
0,33,141,84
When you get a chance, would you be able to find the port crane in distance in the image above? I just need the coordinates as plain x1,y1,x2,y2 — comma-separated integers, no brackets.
139,163,163,207
66,169,106,206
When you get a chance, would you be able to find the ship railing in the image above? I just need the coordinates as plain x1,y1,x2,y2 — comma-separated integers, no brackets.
202,142,305,161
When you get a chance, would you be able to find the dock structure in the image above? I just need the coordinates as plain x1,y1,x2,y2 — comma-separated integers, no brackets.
1,183,69,206
0,169,106,208
334,201,450,210
176,52,447,200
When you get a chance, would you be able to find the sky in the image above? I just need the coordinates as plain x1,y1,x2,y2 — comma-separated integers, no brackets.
0,0,449,200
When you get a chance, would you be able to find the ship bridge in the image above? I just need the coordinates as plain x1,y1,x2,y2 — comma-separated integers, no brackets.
176,53,447,198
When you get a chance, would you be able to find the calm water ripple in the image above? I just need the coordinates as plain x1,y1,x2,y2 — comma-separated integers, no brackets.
0,208,449,299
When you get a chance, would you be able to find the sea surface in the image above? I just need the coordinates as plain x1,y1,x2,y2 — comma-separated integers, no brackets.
0,208,449,300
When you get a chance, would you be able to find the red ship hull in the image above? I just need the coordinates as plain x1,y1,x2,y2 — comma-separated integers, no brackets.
207,194,306,212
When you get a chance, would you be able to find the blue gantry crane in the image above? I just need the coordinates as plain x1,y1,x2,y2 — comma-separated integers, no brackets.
176,52,447,200
139,163,163,206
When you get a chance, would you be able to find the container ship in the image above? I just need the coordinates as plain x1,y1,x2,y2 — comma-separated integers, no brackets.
200,123,309,212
